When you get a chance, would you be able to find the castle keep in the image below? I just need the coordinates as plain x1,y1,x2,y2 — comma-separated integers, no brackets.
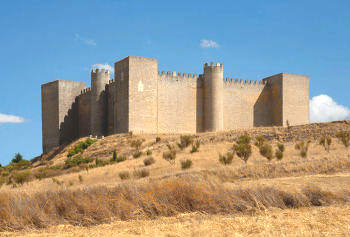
41,56,310,153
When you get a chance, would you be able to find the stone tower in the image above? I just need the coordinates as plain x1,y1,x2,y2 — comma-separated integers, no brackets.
203,62,224,132
90,69,110,136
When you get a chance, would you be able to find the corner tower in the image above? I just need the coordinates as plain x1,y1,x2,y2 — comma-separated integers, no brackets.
91,69,110,136
203,62,224,131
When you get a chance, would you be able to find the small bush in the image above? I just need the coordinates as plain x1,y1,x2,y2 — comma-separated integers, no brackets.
119,171,130,180
143,157,155,166
277,143,285,153
13,170,31,185
155,137,161,143
133,168,150,178
335,131,349,148
295,141,311,158
67,138,96,157
319,136,332,152
259,143,273,161
94,158,109,167
163,145,177,164
181,159,193,169
133,151,143,159
131,139,144,150
11,153,23,164
110,151,126,163
254,136,266,147
177,135,193,150
219,152,234,165
190,141,200,153
78,175,83,183
64,155,93,169
146,150,152,156
237,134,251,145
275,150,283,160
233,134,252,163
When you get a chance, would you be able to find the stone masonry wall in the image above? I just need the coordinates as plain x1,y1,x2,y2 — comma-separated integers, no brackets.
223,79,267,129
41,81,59,153
128,56,158,133
157,72,198,133
77,89,91,138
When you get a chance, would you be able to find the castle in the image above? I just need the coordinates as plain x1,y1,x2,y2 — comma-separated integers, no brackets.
41,56,310,153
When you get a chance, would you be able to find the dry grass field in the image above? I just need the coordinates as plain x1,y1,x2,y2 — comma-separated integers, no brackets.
0,120,350,236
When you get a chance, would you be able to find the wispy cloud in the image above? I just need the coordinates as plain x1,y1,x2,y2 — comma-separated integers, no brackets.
200,39,220,48
92,63,114,73
0,113,24,124
310,94,350,122
75,34,96,46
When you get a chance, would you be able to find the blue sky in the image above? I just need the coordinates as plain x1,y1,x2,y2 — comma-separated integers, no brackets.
0,0,349,165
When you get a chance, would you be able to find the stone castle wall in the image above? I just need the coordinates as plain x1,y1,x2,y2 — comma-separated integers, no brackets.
41,56,310,153
157,72,198,133
223,79,267,129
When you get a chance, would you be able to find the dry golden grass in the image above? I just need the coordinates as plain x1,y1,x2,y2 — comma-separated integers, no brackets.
0,121,350,235
3,205,350,236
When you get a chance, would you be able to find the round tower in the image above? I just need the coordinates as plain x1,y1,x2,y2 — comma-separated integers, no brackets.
203,62,224,131
91,68,110,136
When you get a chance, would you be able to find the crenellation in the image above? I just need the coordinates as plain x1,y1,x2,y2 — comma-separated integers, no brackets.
41,56,310,153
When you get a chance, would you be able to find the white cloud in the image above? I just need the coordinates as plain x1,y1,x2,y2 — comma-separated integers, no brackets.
75,34,96,46
0,113,24,124
310,94,350,122
92,63,114,73
200,39,219,48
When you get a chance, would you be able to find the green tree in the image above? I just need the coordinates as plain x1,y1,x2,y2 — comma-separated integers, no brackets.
11,153,23,163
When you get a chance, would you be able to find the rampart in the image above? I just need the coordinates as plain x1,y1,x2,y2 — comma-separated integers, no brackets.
41,56,310,153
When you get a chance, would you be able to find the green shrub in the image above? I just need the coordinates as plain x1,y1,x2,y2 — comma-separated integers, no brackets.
67,138,96,157
64,155,93,169
13,170,32,185
219,152,234,165
155,137,161,143
143,157,155,166
254,136,266,147
11,153,23,163
277,143,285,153
111,151,126,163
295,141,311,158
259,143,273,161
336,131,349,148
131,139,144,150
133,168,150,178
119,171,130,180
10,160,31,171
233,134,252,163
177,135,193,150
163,145,177,164
181,159,193,169
275,150,283,160
133,151,143,158
146,150,152,156
94,158,109,167
319,136,332,152
190,141,200,153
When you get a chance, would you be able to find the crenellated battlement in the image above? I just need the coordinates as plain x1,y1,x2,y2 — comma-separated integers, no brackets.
204,62,223,68
91,68,110,74
158,71,198,79
223,77,266,86
80,87,91,94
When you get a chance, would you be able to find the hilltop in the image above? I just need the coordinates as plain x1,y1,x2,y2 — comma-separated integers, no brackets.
0,120,350,236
